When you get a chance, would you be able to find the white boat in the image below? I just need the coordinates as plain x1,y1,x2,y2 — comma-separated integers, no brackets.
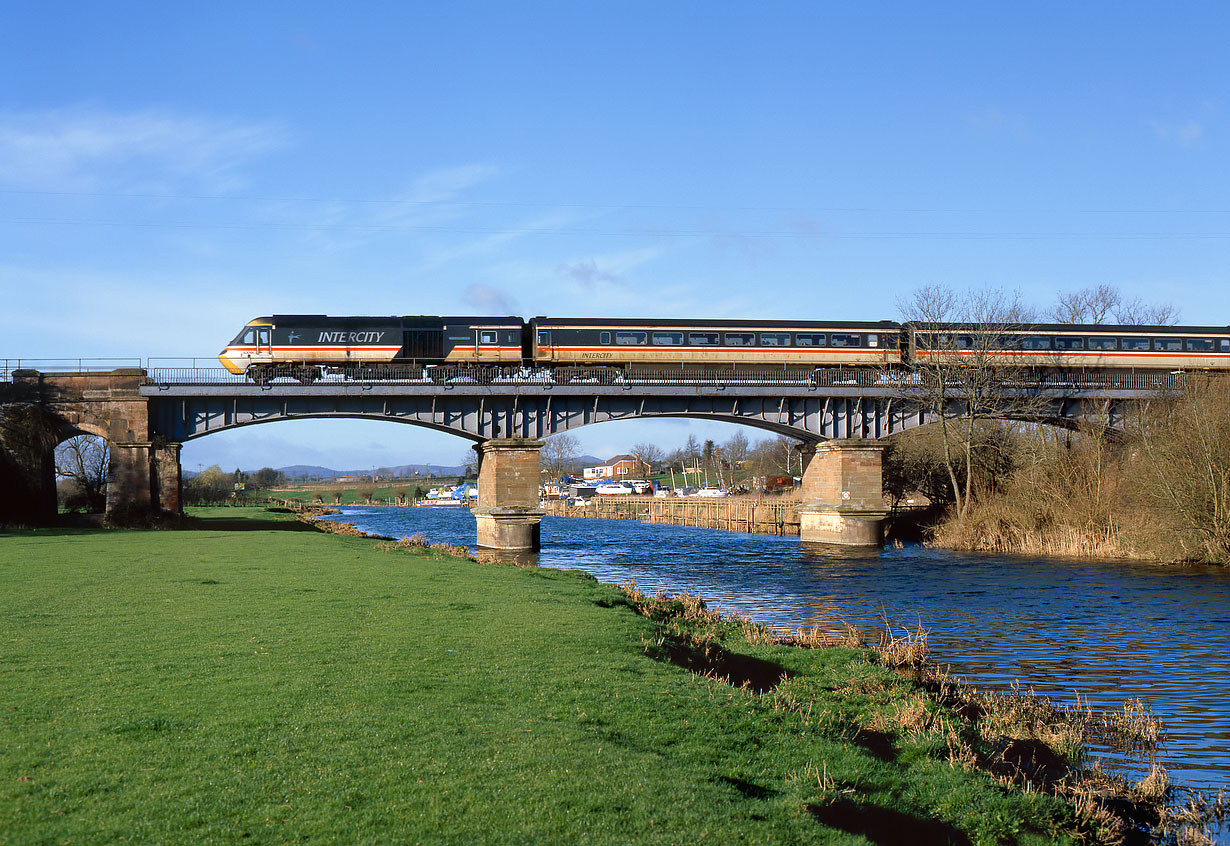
595,482,634,495
415,482,477,507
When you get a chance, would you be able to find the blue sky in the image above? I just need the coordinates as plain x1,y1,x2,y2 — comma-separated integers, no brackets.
3,2,1227,471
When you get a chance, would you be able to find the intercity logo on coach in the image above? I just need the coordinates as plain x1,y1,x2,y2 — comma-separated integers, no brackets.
317,332,387,343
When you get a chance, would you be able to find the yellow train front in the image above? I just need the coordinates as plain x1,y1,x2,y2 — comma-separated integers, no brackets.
218,315,524,381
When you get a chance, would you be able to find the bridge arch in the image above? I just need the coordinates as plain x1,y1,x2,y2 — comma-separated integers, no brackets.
7,367,1152,534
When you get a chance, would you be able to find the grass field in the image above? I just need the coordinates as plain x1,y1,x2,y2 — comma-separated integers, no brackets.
0,508,1082,844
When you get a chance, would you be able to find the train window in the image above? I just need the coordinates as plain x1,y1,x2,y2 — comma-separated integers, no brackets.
479,331,497,344
1153,337,1183,352
759,333,790,346
600,332,610,344
537,331,550,346
1087,337,1117,351
1021,336,1051,350
688,332,719,345
1121,337,1149,351
867,335,879,348
724,333,755,346
795,333,825,346
830,333,863,347
652,332,683,345
615,331,647,345
1222,340,1230,352
1054,337,1084,350
1186,338,1215,351
241,328,257,344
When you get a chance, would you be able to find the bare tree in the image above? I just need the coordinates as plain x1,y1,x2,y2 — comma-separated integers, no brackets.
1051,284,1121,324
1052,284,1179,326
1128,377,1230,561
724,431,750,472
749,435,802,479
1115,296,1180,326
895,284,1045,520
460,448,479,480
540,433,582,482
55,434,109,512
630,441,665,476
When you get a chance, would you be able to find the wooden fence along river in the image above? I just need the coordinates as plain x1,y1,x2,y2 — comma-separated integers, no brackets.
542,496,801,536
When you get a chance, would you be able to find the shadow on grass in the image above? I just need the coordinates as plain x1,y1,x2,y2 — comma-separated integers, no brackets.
180,516,321,533
0,510,323,536
718,775,778,800
806,799,972,845
649,636,792,694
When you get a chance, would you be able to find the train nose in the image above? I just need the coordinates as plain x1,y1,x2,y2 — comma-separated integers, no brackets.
218,351,244,374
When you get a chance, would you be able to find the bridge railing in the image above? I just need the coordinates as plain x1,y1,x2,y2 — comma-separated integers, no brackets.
138,365,1187,391
1,358,143,382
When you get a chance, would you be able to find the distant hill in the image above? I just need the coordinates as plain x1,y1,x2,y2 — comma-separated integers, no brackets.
278,463,465,481
186,454,610,483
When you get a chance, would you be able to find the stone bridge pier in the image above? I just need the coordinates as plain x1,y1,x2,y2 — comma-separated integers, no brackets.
9,369,183,521
472,438,545,551
795,441,888,546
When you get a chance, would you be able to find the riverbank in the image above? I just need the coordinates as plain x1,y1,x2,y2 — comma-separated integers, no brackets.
0,508,1177,843
543,495,802,535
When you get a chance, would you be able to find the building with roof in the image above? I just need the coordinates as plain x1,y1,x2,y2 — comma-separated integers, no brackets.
582,454,640,480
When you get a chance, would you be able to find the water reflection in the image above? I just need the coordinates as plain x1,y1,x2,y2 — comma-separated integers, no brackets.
799,541,885,563
475,548,542,568
319,506,1230,800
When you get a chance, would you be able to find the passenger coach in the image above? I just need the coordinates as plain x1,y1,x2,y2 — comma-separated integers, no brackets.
907,323,1230,371
529,318,902,373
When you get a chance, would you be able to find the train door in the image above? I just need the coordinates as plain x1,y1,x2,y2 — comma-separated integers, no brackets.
476,328,499,363
536,329,553,364
256,326,272,356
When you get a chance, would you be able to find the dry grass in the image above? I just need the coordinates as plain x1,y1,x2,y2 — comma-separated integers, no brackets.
877,619,929,670
1155,787,1228,846
306,518,374,537
376,532,478,561
617,580,1184,843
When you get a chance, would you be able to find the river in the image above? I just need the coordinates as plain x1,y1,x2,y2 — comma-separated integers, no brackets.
319,505,1230,826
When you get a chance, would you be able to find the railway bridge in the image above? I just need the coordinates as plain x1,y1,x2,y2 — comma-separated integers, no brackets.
0,364,1172,549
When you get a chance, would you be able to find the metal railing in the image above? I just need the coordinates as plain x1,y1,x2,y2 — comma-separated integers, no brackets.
1,358,143,382
136,365,1187,391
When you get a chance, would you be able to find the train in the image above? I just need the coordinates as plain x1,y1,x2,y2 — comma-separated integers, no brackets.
217,314,1230,382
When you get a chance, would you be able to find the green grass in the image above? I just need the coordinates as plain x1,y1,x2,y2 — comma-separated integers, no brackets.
0,508,1078,844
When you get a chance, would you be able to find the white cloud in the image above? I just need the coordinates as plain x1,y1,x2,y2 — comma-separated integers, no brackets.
400,164,499,206
0,105,288,192
1153,119,1204,147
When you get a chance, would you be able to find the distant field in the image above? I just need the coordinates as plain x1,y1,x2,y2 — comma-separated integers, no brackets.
0,508,1078,843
